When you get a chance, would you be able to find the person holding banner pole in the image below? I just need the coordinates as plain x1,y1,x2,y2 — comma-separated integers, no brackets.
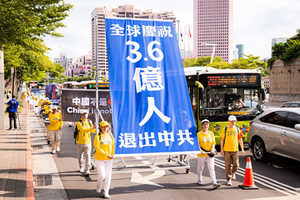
76,110,96,176
197,119,221,189
94,120,114,199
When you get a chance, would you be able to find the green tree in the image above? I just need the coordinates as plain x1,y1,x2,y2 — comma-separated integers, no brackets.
4,39,65,84
0,0,72,46
0,0,72,90
269,30,300,67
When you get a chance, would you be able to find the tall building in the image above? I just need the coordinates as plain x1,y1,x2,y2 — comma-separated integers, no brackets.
91,5,176,77
236,44,245,59
54,53,73,76
193,0,233,62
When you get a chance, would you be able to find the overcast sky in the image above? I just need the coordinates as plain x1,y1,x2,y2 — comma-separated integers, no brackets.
44,0,300,61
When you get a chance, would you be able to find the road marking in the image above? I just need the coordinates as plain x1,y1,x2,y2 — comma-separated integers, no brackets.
189,154,298,196
214,158,298,196
130,156,165,187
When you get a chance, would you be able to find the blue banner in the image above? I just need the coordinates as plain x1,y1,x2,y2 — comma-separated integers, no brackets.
105,18,199,156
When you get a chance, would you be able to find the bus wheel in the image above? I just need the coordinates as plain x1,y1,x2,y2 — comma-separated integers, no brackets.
252,138,267,161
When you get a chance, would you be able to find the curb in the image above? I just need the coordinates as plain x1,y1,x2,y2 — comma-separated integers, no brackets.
26,103,35,200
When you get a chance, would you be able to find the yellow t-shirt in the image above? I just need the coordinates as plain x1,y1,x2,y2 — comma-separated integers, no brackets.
44,105,51,114
94,133,115,160
47,112,63,131
76,119,96,145
220,126,241,152
38,99,43,107
197,130,215,157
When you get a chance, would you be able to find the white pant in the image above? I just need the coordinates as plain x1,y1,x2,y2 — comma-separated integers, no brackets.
197,156,217,184
95,159,113,193
76,143,91,173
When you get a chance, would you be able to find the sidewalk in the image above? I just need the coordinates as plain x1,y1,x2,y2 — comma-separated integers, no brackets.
0,104,34,200
0,103,67,200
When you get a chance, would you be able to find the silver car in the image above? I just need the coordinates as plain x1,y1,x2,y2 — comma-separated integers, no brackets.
248,108,300,162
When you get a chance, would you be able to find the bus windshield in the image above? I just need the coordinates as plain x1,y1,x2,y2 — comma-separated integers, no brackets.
200,88,261,119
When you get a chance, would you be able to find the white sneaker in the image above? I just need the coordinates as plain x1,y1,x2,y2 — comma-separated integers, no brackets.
197,181,203,185
51,150,56,154
56,147,60,152
232,173,236,180
79,167,84,173
226,179,232,186
103,191,110,199
96,186,101,193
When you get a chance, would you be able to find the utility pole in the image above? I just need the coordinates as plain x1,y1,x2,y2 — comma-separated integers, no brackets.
0,50,5,130
201,43,218,64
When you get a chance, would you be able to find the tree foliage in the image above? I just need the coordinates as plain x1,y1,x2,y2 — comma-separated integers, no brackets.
0,0,72,46
4,39,65,82
269,30,300,67
184,54,269,76
0,0,72,84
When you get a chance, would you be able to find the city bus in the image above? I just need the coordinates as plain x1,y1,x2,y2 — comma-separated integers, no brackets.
62,81,81,89
78,80,109,89
184,67,265,145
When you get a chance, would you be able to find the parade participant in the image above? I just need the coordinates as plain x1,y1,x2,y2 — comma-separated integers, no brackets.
6,95,19,130
76,110,96,176
94,120,114,199
47,106,63,154
44,102,52,143
220,115,245,186
197,119,221,189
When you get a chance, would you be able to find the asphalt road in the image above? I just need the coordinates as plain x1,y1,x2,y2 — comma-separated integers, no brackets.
51,125,300,200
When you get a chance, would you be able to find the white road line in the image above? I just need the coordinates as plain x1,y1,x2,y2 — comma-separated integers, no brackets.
213,161,293,196
214,159,298,196
214,158,299,193
189,154,298,196
215,158,298,192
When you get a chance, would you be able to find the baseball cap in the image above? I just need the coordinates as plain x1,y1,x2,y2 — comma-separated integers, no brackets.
201,119,210,124
52,106,58,110
100,121,109,127
228,115,237,121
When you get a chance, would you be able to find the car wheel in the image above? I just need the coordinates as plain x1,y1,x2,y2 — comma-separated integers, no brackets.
252,138,267,161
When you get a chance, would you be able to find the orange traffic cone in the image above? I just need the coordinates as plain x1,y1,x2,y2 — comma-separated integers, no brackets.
239,157,259,190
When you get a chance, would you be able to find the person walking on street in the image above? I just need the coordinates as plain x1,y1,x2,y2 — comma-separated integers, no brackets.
220,115,245,186
47,106,63,154
6,95,19,130
197,119,221,189
76,110,96,176
94,121,114,199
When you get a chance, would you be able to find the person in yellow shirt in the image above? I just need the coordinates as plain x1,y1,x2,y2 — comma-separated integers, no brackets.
47,106,63,154
197,119,221,189
94,120,114,199
220,115,245,186
76,110,96,176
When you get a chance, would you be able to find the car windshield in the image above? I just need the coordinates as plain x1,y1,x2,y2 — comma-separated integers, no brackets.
281,103,300,108
200,88,262,117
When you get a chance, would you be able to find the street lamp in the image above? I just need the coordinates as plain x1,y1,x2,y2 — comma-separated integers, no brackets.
201,43,218,64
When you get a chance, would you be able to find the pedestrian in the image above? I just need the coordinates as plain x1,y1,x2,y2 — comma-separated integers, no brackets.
6,95,19,130
76,110,96,176
47,106,63,154
220,115,245,186
94,120,114,199
197,119,221,189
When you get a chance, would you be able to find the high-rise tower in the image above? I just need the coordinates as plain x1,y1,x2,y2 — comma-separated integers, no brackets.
193,0,233,62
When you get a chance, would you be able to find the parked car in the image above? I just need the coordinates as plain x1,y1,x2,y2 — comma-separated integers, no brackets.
280,101,300,108
248,108,300,162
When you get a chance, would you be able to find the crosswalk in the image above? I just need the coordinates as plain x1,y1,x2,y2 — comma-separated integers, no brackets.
190,154,299,196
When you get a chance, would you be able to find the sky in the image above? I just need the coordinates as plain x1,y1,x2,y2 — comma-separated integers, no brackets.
44,0,300,61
